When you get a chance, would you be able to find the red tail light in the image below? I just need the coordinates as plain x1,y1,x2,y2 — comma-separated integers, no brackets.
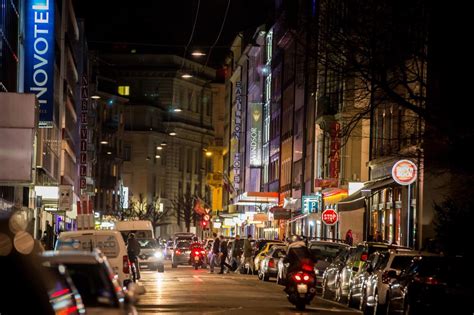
194,251,200,256
293,272,312,283
294,274,302,281
361,252,368,261
414,276,441,285
123,255,130,274
268,259,275,268
175,249,181,255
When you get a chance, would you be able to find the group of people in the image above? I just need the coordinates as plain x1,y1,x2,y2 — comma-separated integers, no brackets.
208,233,254,274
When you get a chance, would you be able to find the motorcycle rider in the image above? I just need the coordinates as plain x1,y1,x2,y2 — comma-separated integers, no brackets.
189,236,204,264
285,235,315,277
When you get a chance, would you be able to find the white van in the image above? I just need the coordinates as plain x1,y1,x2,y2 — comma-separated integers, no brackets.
55,230,131,286
115,220,154,240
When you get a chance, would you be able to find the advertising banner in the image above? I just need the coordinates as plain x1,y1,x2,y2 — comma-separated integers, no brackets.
24,0,55,127
249,102,262,166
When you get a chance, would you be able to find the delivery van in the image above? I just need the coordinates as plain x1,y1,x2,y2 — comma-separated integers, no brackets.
115,220,154,240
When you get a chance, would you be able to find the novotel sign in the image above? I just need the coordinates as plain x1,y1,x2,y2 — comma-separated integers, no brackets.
24,0,55,128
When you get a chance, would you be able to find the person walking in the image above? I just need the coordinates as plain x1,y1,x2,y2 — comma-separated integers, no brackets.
209,232,220,273
230,235,242,271
345,229,353,246
236,234,254,274
218,235,232,274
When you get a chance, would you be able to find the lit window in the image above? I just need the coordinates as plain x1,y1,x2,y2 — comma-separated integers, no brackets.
118,86,130,96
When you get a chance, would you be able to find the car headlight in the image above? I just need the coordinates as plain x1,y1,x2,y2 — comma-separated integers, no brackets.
154,252,164,259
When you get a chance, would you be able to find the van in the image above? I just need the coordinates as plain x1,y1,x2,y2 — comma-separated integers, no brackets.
55,230,131,286
116,220,154,240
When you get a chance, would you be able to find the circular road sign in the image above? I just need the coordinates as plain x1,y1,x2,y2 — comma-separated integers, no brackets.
322,209,339,226
203,214,210,221
392,160,417,185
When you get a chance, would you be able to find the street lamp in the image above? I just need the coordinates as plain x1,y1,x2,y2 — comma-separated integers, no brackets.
181,73,192,79
192,51,206,57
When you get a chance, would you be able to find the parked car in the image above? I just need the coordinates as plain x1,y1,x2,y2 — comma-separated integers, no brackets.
40,250,138,315
137,238,164,272
348,249,420,313
254,240,285,272
1,214,85,315
172,240,192,268
322,246,356,298
56,229,131,286
335,242,407,303
386,255,472,314
308,241,350,291
259,246,286,281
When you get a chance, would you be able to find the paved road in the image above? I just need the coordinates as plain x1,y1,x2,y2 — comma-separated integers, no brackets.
136,261,360,314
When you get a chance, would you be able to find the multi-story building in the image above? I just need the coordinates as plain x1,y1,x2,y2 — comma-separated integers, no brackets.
1,0,87,236
99,54,215,238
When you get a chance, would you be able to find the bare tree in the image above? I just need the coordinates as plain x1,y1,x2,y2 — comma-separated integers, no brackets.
123,194,173,232
171,192,197,233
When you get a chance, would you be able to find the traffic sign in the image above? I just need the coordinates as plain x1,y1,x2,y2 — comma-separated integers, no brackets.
303,195,319,213
322,209,339,225
59,185,73,211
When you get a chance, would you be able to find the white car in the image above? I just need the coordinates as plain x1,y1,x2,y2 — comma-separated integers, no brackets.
41,250,138,315
56,229,131,286
137,238,164,272
116,220,154,240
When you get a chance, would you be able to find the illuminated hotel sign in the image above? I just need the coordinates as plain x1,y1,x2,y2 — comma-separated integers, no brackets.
79,75,88,189
24,0,55,127
233,82,242,139
249,102,262,166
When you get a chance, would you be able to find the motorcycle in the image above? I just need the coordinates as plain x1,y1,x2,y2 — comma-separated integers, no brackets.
284,264,317,311
191,248,206,270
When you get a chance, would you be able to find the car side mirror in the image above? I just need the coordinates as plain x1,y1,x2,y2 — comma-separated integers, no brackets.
352,266,359,272
366,265,374,273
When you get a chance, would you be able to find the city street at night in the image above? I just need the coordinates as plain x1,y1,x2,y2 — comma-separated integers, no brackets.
136,263,359,315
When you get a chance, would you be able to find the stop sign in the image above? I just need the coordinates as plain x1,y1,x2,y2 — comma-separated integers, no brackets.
322,209,339,225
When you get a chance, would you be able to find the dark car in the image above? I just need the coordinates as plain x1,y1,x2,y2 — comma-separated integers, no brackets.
308,241,350,291
386,256,473,314
172,240,192,268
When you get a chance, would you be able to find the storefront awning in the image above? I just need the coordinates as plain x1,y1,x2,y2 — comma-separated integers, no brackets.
233,192,279,206
322,188,348,205
338,177,396,211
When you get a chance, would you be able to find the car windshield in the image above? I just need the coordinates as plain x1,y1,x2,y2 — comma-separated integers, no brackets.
309,244,346,262
64,263,118,308
138,239,158,249
390,255,416,270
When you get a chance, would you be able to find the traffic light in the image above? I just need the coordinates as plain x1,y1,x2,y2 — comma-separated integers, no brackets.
201,214,210,230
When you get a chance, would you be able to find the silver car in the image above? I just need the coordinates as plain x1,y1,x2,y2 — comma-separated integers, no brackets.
137,238,164,272
172,240,192,268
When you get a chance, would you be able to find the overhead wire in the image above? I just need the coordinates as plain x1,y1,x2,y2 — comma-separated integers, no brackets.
180,0,201,71
204,0,231,68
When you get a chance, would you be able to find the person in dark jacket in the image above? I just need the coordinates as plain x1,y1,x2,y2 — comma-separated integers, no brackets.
345,229,353,246
209,233,220,273
127,233,141,280
218,235,233,274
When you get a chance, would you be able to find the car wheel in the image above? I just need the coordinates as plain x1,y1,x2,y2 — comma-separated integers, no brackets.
374,292,386,315
347,289,356,308
322,278,329,299
263,272,270,282
258,270,263,280
295,301,306,311
157,264,164,273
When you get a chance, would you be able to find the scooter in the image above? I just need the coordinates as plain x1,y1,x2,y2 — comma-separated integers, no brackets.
191,248,206,270
284,266,317,311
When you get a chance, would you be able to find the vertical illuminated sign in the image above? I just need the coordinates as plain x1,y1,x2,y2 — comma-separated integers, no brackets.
249,102,262,166
24,0,55,127
80,75,88,189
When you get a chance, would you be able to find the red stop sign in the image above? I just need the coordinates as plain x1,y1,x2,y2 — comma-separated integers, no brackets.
322,209,339,225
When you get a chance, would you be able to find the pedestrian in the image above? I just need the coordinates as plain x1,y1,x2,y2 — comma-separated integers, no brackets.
44,220,54,250
209,232,220,273
236,234,254,274
375,230,383,242
218,235,232,274
230,235,242,271
127,233,141,280
345,229,353,246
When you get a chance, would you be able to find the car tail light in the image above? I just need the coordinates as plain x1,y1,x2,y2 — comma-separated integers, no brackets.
194,251,200,256
294,274,302,281
361,252,368,261
414,276,441,285
175,249,181,255
303,274,310,281
123,255,130,274
268,259,275,268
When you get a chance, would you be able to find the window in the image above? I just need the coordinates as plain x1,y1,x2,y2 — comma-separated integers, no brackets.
194,150,199,174
179,148,184,171
118,86,130,96
187,148,193,173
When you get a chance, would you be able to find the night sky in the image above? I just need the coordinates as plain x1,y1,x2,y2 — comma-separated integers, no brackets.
73,0,274,68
